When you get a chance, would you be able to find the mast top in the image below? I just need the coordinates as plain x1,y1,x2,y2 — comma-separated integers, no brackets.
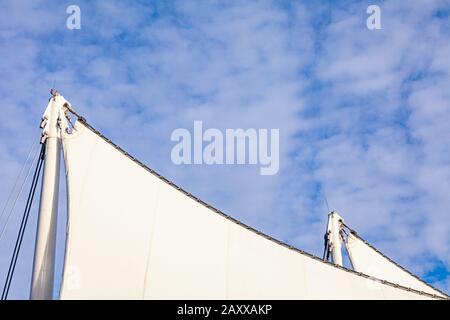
40,92,71,144
50,88,60,97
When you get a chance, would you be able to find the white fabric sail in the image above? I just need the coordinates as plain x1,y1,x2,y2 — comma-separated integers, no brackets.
58,119,444,300
345,232,445,297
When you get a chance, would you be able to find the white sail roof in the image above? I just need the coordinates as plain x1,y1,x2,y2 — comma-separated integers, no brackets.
345,231,445,297
58,119,446,300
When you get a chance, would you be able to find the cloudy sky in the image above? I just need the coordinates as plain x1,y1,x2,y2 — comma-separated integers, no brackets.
0,0,449,298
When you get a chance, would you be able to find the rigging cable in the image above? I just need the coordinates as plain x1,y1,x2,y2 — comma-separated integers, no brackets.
0,138,39,240
1,143,45,300
0,138,38,221
0,140,40,243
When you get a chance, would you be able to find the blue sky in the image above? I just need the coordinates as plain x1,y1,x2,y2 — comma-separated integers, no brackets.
0,0,450,298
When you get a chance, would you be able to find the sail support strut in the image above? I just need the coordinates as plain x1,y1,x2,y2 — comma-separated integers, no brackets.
30,90,69,300
325,211,344,266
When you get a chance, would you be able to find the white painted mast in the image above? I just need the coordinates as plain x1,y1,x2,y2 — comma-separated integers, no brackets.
30,90,69,300
326,211,344,266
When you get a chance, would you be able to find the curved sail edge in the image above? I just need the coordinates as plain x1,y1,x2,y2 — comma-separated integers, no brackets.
58,119,445,300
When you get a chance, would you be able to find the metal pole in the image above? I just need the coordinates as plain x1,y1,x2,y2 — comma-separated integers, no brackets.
30,92,64,300
327,211,344,266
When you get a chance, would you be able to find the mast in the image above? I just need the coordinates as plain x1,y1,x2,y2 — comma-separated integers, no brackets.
30,90,68,300
326,211,344,266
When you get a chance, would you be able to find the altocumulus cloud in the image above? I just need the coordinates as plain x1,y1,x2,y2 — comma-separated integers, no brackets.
0,0,449,298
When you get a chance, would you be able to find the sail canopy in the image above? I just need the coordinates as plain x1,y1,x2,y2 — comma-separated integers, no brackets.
58,119,444,300
344,232,444,297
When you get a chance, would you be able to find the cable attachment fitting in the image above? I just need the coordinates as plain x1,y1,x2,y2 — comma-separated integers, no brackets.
50,88,60,97
40,91,71,144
